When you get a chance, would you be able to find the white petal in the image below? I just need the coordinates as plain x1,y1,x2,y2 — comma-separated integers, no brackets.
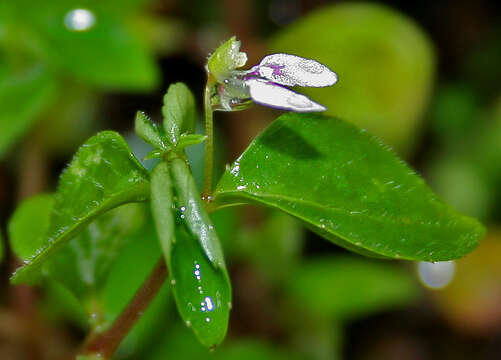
251,53,337,87
247,79,326,112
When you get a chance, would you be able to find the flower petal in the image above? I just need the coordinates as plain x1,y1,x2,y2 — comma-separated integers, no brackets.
247,79,326,112
250,53,337,87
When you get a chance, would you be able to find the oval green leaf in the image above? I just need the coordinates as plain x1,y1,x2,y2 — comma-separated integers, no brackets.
11,131,150,284
213,113,485,261
162,83,196,145
151,161,231,347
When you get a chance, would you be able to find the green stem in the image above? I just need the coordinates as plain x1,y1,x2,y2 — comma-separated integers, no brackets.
202,77,215,200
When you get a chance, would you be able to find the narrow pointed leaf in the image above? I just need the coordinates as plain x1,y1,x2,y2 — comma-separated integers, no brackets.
213,113,485,261
151,161,231,347
162,83,196,144
11,131,150,284
135,111,168,150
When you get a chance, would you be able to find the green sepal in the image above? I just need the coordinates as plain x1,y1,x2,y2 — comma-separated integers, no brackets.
207,36,248,83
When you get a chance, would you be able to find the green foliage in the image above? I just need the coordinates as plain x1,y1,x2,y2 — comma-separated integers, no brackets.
0,64,57,156
135,111,168,150
286,256,419,321
152,160,231,347
162,83,197,145
10,131,150,284
270,3,435,153
6,1,158,90
214,113,485,261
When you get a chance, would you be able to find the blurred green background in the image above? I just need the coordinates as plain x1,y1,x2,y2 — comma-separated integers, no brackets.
0,0,500,359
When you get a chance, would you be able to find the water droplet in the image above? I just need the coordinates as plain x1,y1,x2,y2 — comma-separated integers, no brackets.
417,261,456,289
180,206,186,212
205,317,211,322
194,264,201,281
200,296,215,312
64,9,95,31
170,279,176,285
185,320,192,327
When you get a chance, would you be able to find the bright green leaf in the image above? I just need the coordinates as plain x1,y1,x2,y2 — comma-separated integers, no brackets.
286,256,419,320
151,160,231,347
0,64,56,157
11,131,150,284
270,3,435,153
178,134,207,148
135,111,168,150
162,83,196,144
213,113,485,261
9,194,53,261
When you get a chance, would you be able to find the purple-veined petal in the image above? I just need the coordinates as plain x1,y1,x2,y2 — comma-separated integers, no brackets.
249,53,337,87
247,79,326,112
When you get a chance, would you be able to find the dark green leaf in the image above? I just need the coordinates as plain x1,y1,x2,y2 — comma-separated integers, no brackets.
213,113,485,261
11,131,150,284
170,158,225,268
151,161,231,347
45,203,147,299
135,111,168,150
286,256,419,320
0,64,56,157
162,83,196,144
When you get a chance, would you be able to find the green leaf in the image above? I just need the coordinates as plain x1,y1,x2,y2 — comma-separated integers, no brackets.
269,3,435,153
213,113,485,261
135,111,168,150
9,194,53,261
11,131,150,284
178,134,207,148
0,64,56,157
170,157,226,268
162,83,196,144
19,4,159,90
286,256,419,320
151,160,231,347
45,203,147,299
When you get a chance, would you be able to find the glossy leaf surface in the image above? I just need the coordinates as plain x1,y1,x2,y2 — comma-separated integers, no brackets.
11,131,150,284
214,113,485,261
151,161,231,347
286,256,418,320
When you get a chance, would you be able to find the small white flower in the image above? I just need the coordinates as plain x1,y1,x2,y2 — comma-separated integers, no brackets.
208,39,337,113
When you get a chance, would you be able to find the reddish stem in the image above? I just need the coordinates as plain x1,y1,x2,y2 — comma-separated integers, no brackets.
81,259,167,359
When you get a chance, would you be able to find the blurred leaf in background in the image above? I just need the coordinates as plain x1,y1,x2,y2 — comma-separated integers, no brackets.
0,63,57,157
269,3,435,154
0,0,172,158
286,256,419,322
